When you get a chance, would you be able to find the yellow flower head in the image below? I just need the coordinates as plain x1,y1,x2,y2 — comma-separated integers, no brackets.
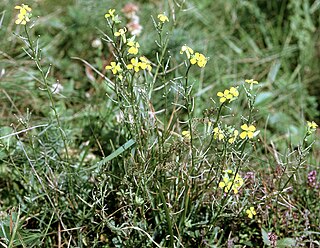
307,121,318,135
127,40,140,55
190,52,207,68
14,4,32,25
219,170,244,194
246,207,256,219
127,57,152,72
228,130,239,144
229,87,239,97
182,130,191,140
240,124,256,139
213,127,224,141
126,57,140,72
307,121,318,130
115,28,127,43
105,62,122,75
217,87,239,103
157,13,169,23
180,45,194,59
105,9,115,20
139,56,152,71
245,79,259,86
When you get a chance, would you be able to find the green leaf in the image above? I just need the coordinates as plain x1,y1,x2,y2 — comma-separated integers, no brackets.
85,139,136,170
277,238,296,247
261,228,270,246
255,92,273,105
267,60,281,83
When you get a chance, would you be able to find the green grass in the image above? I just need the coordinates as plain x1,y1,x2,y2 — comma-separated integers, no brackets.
0,0,320,247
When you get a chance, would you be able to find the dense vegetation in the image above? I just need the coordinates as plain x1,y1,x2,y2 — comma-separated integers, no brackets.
0,0,319,247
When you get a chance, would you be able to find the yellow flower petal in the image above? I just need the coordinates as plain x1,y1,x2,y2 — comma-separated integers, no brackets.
241,124,248,131
219,182,225,188
247,132,254,139
240,131,247,139
217,92,224,97
248,125,256,132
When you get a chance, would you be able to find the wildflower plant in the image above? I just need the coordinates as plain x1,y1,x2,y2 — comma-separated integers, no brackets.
2,2,319,247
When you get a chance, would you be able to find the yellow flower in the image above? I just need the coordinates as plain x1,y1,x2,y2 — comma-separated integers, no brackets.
213,127,224,141
229,87,239,97
217,87,239,103
14,4,32,25
105,62,122,75
218,177,230,190
219,170,244,194
246,207,256,219
228,130,239,144
180,45,194,59
157,13,169,23
127,57,140,72
190,52,207,68
115,28,127,43
182,130,191,140
105,9,115,20
240,124,256,139
139,56,152,71
307,121,318,130
245,79,259,86
127,40,140,55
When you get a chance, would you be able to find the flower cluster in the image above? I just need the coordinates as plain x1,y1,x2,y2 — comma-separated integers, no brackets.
127,57,152,72
246,207,256,219
190,52,207,67
268,232,278,247
212,127,239,144
15,4,32,25
180,45,207,68
240,124,256,139
104,8,154,78
307,170,318,188
217,87,239,103
219,170,244,194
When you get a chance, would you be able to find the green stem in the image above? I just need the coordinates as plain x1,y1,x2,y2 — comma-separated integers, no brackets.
158,182,175,247
179,64,194,230
24,25,69,162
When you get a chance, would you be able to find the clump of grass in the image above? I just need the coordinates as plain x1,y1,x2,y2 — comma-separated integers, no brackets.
0,1,319,247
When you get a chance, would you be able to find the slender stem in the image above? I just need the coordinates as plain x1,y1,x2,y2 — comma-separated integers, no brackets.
202,103,225,157
24,25,69,162
158,182,174,247
179,64,194,229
